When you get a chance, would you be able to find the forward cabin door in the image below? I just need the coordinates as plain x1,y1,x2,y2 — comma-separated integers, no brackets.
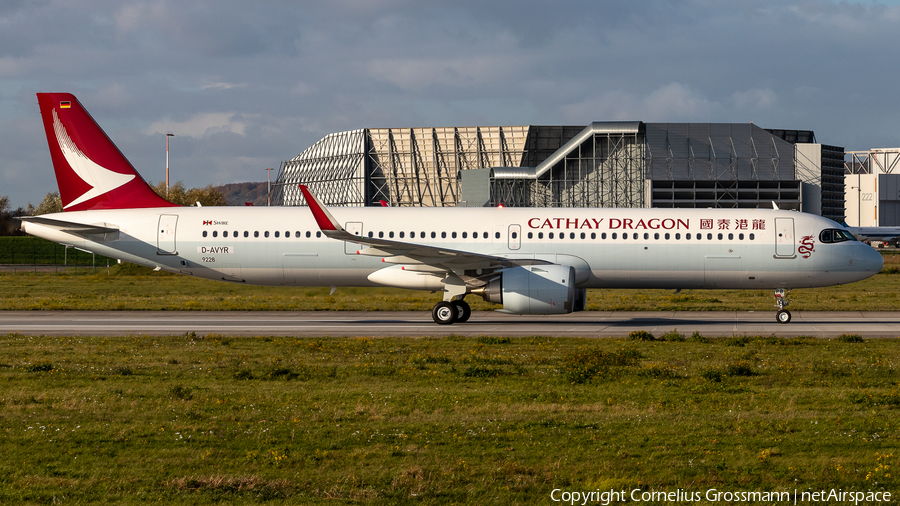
157,214,178,254
774,217,795,257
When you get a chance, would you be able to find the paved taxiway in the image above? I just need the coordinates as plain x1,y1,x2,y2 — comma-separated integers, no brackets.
2,310,900,337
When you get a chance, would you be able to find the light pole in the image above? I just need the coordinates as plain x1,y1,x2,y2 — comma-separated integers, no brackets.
264,167,274,206
166,133,175,198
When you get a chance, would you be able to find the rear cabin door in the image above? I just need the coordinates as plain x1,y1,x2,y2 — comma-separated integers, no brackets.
157,214,178,254
775,217,795,257
344,222,363,254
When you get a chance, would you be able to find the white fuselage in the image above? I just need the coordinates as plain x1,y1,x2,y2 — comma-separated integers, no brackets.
22,206,883,290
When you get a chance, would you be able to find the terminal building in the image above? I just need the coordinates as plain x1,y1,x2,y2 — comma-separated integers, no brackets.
272,122,846,223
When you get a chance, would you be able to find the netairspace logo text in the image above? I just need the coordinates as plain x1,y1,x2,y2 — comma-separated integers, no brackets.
549,488,892,505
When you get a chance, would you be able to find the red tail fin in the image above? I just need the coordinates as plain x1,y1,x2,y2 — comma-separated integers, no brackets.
36,93,178,211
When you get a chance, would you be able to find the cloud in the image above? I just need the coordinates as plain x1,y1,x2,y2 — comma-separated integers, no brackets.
731,88,778,110
145,112,249,137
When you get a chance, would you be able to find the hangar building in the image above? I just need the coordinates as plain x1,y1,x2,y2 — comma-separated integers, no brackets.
272,122,845,222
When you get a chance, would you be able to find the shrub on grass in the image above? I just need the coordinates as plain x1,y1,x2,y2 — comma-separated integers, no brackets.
836,333,864,343
461,365,502,378
25,361,53,372
659,329,686,342
233,369,254,380
628,330,655,341
688,331,709,343
476,336,511,345
560,348,642,384
169,385,193,400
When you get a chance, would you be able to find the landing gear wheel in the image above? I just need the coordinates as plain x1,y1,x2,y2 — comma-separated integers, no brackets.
776,310,792,324
432,301,457,325
452,300,471,323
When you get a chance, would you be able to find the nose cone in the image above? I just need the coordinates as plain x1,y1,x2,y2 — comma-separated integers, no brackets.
854,243,884,272
846,242,884,283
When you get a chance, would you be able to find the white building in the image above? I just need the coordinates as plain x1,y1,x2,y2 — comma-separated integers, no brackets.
845,149,900,227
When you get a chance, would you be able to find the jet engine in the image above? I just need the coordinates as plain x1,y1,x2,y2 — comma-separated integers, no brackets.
474,264,581,314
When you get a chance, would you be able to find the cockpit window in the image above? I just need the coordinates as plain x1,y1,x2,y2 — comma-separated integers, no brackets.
820,228,856,243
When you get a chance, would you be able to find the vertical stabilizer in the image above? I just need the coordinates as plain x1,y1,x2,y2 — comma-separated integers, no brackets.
36,93,178,211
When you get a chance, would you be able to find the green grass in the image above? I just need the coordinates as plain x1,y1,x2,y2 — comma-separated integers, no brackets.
3,254,900,311
0,333,897,504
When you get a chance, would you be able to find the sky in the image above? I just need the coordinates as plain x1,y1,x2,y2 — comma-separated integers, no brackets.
2,0,900,209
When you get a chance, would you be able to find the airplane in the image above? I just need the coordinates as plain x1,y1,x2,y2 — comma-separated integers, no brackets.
20,93,884,325
845,226,900,247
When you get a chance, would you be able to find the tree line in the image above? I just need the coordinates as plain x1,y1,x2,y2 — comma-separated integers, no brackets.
0,182,226,236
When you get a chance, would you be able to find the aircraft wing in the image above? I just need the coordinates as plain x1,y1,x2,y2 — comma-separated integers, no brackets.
19,216,119,236
299,185,546,271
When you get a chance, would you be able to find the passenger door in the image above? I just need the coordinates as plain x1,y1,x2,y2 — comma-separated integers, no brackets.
775,217,795,257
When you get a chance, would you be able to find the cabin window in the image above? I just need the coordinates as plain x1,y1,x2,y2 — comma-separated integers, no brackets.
612,233,617,239
538,232,544,239
316,231,321,238
462,232,468,239
654,233,659,240
549,232,555,239
432,232,437,239
441,232,447,238
389,231,394,238
717,233,722,240
644,233,649,240
528,232,533,239
307,231,313,238
728,233,733,240
244,231,249,238
212,231,218,238
482,232,488,239
264,231,269,238
202,231,207,238
254,231,259,238
581,232,586,239
750,233,755,240
707,233,713,240
285,231,289,238
223,231,229,238
675,233,680,240
512,232,518,239
739,233,744,240
601,233,607,239
378,231,383,238
399,232,405,238
591,232,596,239
664,233,669,240
274,231,280,238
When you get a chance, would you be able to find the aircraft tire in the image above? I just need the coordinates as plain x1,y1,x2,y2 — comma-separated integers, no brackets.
452,300,471,323
432,301,457,325
776,310,792,324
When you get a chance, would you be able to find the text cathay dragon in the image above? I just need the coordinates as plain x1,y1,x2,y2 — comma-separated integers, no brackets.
22,93,883,324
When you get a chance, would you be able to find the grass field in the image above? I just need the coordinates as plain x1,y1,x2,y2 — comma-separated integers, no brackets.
1,332,897,504
3,252,900,312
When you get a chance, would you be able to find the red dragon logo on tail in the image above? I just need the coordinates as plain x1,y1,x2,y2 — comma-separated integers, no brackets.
798,235,816,259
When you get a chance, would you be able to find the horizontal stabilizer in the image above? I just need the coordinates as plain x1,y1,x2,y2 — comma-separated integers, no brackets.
20,216,119,235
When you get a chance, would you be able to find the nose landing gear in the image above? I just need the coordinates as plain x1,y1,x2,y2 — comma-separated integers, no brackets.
774,288,792,324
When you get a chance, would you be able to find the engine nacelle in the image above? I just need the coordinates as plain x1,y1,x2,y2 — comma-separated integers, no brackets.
477,265,576,314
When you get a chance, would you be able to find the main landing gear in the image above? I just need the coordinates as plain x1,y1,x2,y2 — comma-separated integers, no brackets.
774,288,792,324
432,299,471,325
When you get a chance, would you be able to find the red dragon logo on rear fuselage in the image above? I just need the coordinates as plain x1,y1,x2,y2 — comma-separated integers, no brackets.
798,235,816,259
